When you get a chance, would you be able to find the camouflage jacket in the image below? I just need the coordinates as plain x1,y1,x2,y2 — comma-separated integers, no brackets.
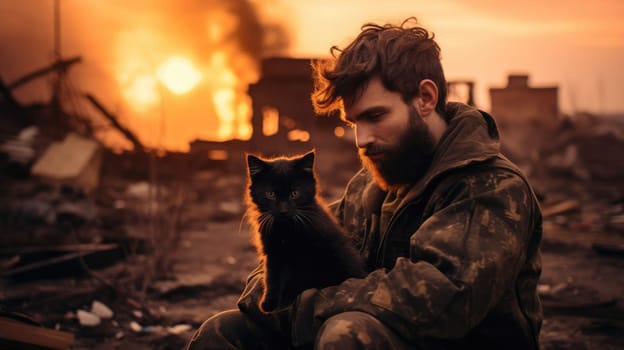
238,102,543,349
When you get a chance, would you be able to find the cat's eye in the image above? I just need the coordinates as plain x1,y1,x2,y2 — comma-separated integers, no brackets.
289,190,300,199
265,191,276,200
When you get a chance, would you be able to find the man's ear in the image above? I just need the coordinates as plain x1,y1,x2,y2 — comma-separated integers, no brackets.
413,79,438,117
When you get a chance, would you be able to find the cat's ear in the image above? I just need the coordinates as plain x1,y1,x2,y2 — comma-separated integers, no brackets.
246,154,266,176
298,150,315,173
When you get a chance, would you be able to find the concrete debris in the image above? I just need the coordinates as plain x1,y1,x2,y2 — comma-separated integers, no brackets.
0,126,39,164
167,324,192,335
15,198,56,224
542,117,624,181
31,133,102,193
91,300,114,319
125,181,168,200
545,144,591,180
537,282,568,297
13,194,98,225
608,214,624,233
129,321,142,333
77,309,101,327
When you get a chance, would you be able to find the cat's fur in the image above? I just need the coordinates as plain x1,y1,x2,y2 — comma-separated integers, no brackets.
245,150,366,313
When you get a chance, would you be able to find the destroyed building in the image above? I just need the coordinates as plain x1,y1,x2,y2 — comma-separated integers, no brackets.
489,74,559,127
189,57,358,175
489,74,560,170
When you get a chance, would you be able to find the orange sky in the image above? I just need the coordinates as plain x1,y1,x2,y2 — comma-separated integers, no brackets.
268,0,624,114
1,0,622,151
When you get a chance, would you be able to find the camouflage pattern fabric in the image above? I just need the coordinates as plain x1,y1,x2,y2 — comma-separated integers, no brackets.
186,309,412,350
315,311,412,349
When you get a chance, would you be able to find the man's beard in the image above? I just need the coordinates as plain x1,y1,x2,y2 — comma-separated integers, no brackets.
359,106,436,191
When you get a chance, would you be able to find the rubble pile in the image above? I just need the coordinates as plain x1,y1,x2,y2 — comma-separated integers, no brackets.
1,106,623,348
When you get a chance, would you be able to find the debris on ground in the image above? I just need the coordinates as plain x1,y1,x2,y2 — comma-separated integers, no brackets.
1,110,624,349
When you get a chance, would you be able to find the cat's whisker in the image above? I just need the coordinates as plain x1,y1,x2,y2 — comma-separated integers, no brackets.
293,214,310,230
295,212,314,228
238,209,255,236
258,213,275,236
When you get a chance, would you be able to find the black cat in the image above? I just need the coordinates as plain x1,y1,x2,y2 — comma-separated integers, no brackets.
245,150,366,313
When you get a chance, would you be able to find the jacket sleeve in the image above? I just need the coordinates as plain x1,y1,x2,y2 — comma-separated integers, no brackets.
236,263,266,318
290,171,537,346
237,263,291,333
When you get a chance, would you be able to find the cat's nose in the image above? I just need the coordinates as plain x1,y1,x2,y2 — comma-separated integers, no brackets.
279,202,289,214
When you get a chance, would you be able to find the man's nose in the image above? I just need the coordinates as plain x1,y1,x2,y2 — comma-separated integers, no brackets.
355,124,375,149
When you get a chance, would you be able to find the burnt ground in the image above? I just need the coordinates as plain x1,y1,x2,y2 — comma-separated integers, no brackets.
1,150,624,350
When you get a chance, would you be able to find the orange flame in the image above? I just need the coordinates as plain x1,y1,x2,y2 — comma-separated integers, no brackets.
157,56,202,95
112,10,260,151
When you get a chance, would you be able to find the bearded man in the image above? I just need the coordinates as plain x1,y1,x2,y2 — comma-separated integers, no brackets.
187,17,543,350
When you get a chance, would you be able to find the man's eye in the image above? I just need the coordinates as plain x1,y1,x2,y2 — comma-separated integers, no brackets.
368,113,383,122
265,191,276,200
289,190,300,199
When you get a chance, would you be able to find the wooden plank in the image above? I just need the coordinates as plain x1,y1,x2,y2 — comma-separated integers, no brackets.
0,251,90,277
0,243,118,277
84,93,145,151
0,243,118,255
6,56,81,90
0,316,74,349
542,199,581,217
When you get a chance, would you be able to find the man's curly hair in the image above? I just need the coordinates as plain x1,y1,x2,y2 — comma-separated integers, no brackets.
311,17,447,120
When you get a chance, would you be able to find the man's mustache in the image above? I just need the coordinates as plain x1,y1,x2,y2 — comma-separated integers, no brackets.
359,145,387,157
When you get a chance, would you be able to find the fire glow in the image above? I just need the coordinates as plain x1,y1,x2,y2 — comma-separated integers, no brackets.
120,56,203,109
157,56,202,95
112,15,262,151
0,0,297,153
